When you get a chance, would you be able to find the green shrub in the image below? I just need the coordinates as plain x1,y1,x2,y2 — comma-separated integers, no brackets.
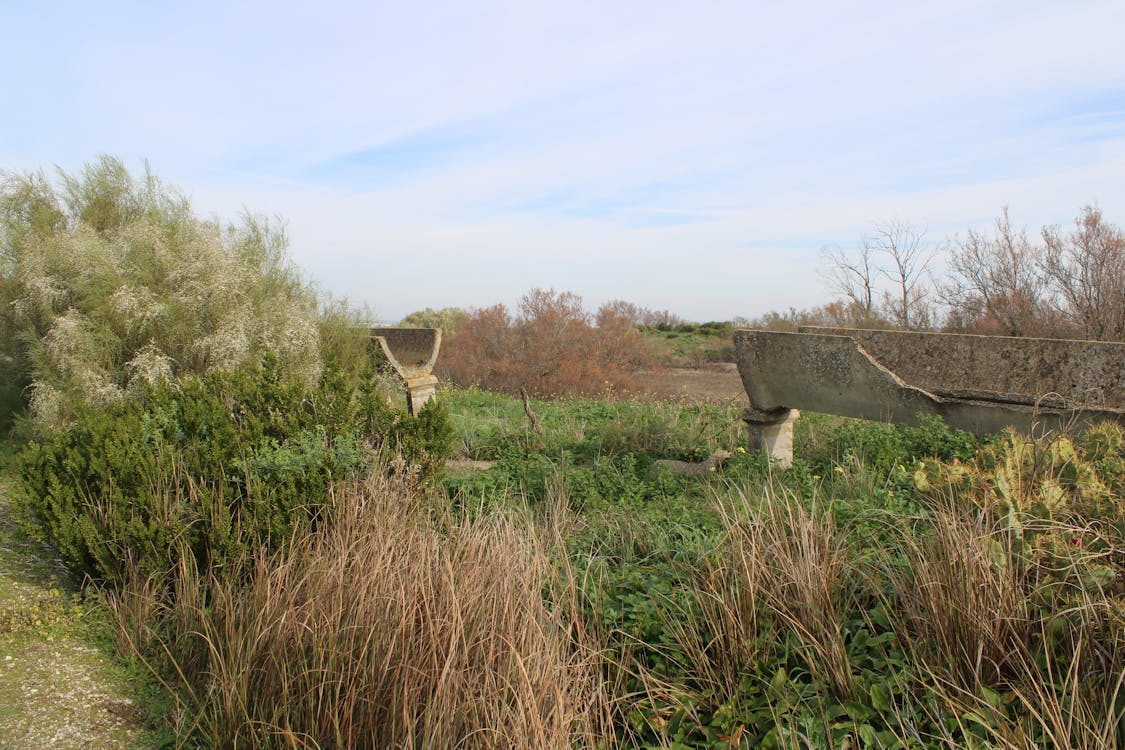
0,352,27,436
14,355,454,587
399,305,468,336
366,393,457,483
697,320,733,336
804,413,983,477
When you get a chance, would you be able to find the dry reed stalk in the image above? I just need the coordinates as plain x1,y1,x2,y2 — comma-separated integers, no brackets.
112,471,609,749
892,496,1030,688
692,482,856,702
881,491,1124,748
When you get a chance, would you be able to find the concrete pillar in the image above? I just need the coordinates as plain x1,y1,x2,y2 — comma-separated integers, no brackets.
743,408,799,468
404,374,438,417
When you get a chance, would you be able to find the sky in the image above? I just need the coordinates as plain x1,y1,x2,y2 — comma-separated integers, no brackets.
2,0,1124,322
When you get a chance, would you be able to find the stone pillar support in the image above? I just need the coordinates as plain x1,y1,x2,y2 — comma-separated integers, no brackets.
743,407,799,469
403,374,438,417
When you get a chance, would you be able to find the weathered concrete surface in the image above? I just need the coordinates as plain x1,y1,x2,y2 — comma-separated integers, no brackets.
370,327,442,416
745,409,799,469
800,326,1125,409
734,328,1125,464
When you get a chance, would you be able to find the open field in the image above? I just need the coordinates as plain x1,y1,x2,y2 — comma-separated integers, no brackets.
441,389,1125,748
2,378,1123,748
632,363,748,404
2,156,1122,749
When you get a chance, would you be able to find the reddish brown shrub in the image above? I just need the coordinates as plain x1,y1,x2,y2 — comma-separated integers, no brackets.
598,299,683,328
439,288,656,397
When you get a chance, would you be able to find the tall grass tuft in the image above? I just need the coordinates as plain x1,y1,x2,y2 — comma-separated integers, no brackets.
674,431,1123,748
883,508,1125,748
891,496,1031,688
881,441,1125,749
688,481,856,706
112,471,608,749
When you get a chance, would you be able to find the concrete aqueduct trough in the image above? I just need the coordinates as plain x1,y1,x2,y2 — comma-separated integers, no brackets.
733,327,1125,467
370,327,442,416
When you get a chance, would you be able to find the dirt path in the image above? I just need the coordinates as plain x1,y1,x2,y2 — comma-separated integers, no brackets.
0,482,149,749
632,363,748,405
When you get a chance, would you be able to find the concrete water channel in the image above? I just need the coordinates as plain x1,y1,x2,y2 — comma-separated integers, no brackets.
734,327,1125,467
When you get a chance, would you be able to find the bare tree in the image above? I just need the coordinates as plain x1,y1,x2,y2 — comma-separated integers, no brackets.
869,218,934,329
820,218,933,329
1042,204,1125,341
819,239,878,324
941,207,1051,337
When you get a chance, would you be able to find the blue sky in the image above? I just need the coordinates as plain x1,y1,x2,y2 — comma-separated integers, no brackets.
3,0,1123,321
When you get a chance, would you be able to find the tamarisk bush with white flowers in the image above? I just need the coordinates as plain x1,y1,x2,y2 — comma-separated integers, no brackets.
0,156,321,430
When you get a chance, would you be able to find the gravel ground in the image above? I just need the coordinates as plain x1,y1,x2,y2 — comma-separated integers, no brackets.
0,640,145,749
0,483,148,749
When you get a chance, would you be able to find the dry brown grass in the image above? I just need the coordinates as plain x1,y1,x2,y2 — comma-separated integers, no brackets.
688,483,856,703
883,493,1125,749
112,471,609,749
891,497,1031,688
675,466,1124,749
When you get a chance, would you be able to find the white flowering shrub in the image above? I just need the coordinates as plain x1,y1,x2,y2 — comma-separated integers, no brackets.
0,156,324,429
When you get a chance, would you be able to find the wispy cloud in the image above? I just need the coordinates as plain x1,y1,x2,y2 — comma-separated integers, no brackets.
3,0,1124,320
302,125,490,189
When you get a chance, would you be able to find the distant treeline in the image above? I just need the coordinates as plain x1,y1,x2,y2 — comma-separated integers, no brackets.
404,206,1123,375
398,203,1123,397
814,207,1124,341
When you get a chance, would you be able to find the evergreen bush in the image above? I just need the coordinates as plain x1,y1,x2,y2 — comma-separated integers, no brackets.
14,355,454,587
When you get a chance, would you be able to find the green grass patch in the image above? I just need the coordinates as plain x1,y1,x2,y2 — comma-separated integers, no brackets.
642,325,736,365
4,380,1121,749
